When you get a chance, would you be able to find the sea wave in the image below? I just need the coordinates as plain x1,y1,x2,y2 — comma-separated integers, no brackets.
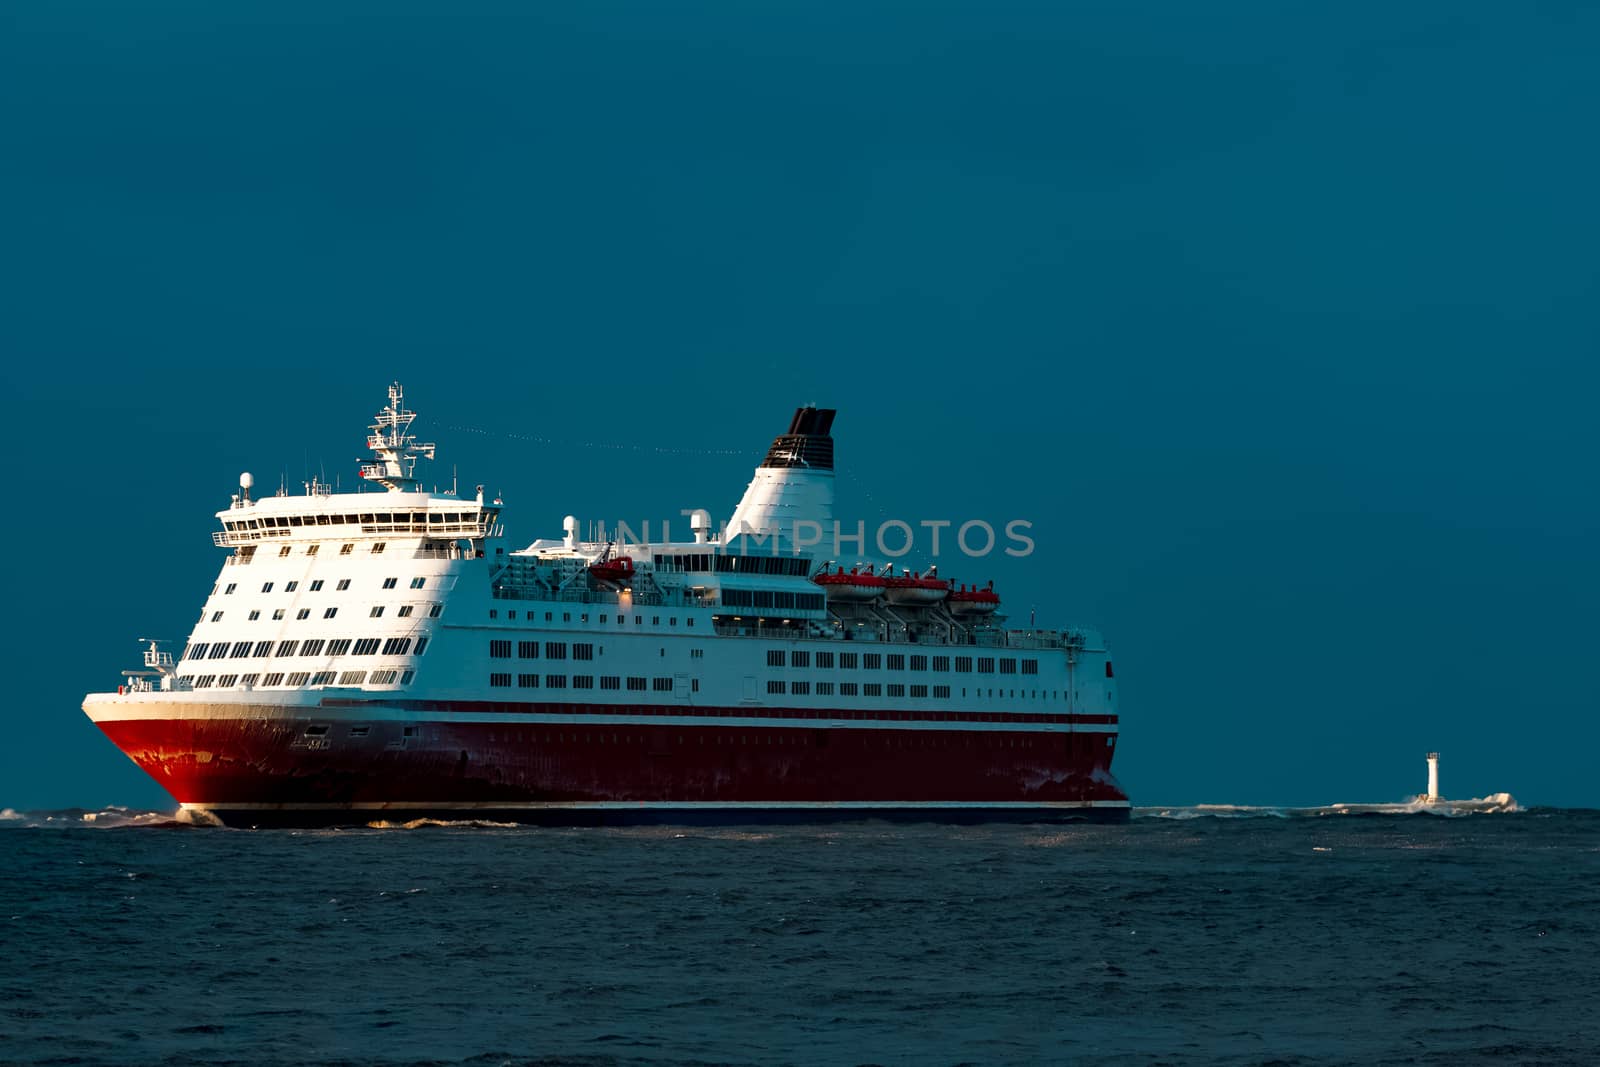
1136,794,1520,819
0,806,215,829
365,817,524,830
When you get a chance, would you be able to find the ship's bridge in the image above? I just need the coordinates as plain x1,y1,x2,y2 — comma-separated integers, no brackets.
213,493,502,547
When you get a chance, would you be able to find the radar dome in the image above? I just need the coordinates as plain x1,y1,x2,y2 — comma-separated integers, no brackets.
240,472,255,490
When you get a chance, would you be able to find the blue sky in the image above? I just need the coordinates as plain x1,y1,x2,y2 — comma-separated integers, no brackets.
4,2,1596,809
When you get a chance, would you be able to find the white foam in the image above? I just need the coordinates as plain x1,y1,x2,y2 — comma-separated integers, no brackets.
1137,794,1519,819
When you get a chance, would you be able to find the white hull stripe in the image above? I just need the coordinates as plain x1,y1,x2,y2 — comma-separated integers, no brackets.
182,799,1132,812
87,703,1117,734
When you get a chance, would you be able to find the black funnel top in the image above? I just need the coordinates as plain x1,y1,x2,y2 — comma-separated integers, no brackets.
761,405,837,469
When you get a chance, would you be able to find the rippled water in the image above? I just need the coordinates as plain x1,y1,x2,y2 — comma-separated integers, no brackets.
2,806,1596,1065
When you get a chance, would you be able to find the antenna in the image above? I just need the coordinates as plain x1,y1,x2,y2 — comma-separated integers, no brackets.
358,382,436,492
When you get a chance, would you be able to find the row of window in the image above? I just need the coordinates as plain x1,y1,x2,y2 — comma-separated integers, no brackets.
188,668,416,689
764,650,1038,674
489,640,596,661
720,589,827,611
222,511,480,531
489,674,685,692
217,575,428,596
652,554,812,576
208,603,443,623
767,680,953,698
184,636,429,661
487,609,696,627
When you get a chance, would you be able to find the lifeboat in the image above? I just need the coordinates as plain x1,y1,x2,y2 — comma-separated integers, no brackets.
883,570,951,606
588,555,635,584
947,581,1000,615
813,565,886,602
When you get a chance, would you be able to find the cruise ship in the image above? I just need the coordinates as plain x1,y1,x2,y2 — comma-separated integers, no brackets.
83,385,1129,826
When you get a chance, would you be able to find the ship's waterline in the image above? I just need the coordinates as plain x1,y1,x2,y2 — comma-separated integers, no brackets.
85,384,1127,824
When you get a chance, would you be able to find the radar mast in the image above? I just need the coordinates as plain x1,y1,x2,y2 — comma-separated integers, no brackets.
359,382,436,492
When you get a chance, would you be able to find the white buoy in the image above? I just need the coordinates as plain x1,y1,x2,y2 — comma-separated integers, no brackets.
1425,752,1441,803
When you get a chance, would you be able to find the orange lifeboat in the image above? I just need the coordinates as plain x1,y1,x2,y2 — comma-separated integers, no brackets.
589,555,635,585
883,569,951,606
813,565,886,602
948,580,1000,615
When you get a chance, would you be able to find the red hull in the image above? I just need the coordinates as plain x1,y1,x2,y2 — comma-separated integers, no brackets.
92,707,1127,825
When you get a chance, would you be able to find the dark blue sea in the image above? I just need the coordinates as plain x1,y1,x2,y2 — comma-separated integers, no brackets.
2,806,1596,1066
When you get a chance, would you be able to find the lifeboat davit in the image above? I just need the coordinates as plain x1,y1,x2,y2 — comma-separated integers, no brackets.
813,566,886,602
589,555,635,584
883,570,951,606
948,581,1000,615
